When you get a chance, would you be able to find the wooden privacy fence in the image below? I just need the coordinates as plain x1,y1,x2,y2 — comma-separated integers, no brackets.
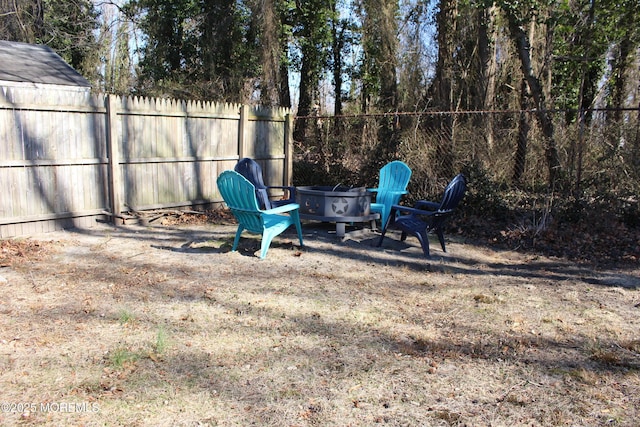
0,86,294,238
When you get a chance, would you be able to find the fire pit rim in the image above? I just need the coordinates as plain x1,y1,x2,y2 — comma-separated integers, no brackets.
295,185,379,222
295,185,372,197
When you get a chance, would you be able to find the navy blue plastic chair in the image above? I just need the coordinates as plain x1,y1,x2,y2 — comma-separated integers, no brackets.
234,158,296,210
217,170,303,259
378,174,467,257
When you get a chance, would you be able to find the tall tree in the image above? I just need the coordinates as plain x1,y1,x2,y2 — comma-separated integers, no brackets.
291,0,333,140
251,0,282,106
553,0,604,124
500,0,561,185
428,0,458,175
243,0,295,108
396,1,431,110
431,0,456,113
0,0,45,42
476,4,498,111
42,0,99,75
109,19,134,94
133,0,261,102
604,0,640,113
275,0,294,108
328,0,358,116
129,0,190,95
477,4,499,150
602,0,640,175
358,0,399,112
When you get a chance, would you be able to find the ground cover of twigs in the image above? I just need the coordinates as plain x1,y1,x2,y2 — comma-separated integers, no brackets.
0,213,638,426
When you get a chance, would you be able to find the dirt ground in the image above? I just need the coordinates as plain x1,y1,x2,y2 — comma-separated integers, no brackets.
0,214,639,426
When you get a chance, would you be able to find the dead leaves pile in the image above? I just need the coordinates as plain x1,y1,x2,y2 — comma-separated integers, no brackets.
462,214,640,267
0,239,54,267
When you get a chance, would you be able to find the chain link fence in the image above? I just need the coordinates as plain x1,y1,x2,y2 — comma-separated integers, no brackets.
293,109,640,232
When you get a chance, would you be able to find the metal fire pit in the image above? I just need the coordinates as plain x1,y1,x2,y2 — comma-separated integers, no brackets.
296,185,379,237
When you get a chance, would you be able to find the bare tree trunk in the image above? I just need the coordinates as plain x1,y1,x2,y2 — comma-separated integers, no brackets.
610,39,633,121
513,78,529,183
432,0,457,176
434,0,455,112
256,0,281,106
279,56,291,108
293,58,314,141
33,0,44,41
331,12,345,116
360,0,399,112
506,14,561,185
478,5,498,149
378,0,398,110
636,64,640,167
292,0,329,141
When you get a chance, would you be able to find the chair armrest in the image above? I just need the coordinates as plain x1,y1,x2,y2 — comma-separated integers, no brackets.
391,204,437,217
267,185,295,191
263,203,300,215
367,188,408,195
392,204,455,218
266,185,296,198
414,200,440,210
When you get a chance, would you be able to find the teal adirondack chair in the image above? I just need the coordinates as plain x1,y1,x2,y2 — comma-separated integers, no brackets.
369,161,412,228
217,170,304,259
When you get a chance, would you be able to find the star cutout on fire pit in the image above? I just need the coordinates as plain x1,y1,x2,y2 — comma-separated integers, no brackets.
331,197,350,215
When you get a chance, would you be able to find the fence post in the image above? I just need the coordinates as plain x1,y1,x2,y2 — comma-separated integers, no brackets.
285,113,294,187
238,104,248,160
106,94,122,223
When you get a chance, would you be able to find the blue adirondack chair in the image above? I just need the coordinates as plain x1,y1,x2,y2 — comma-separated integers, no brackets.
217,170,304,259
378,174,467,258
368,161,412,228
234,157,296,210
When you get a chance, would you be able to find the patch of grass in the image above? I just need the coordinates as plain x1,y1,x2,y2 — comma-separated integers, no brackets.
566,368,600,385
154,325,169,354
586,341,625,366
473,293,498,304
622,340,640,353
108,347,140,368
117,308,135,325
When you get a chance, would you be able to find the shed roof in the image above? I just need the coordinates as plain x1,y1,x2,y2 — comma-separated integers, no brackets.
0,40,91,88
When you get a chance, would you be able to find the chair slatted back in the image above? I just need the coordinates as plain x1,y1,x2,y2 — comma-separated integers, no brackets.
217,170,264,233
234,158,271,209
438,174,467,212
378,161,412,193
372,161,412,226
